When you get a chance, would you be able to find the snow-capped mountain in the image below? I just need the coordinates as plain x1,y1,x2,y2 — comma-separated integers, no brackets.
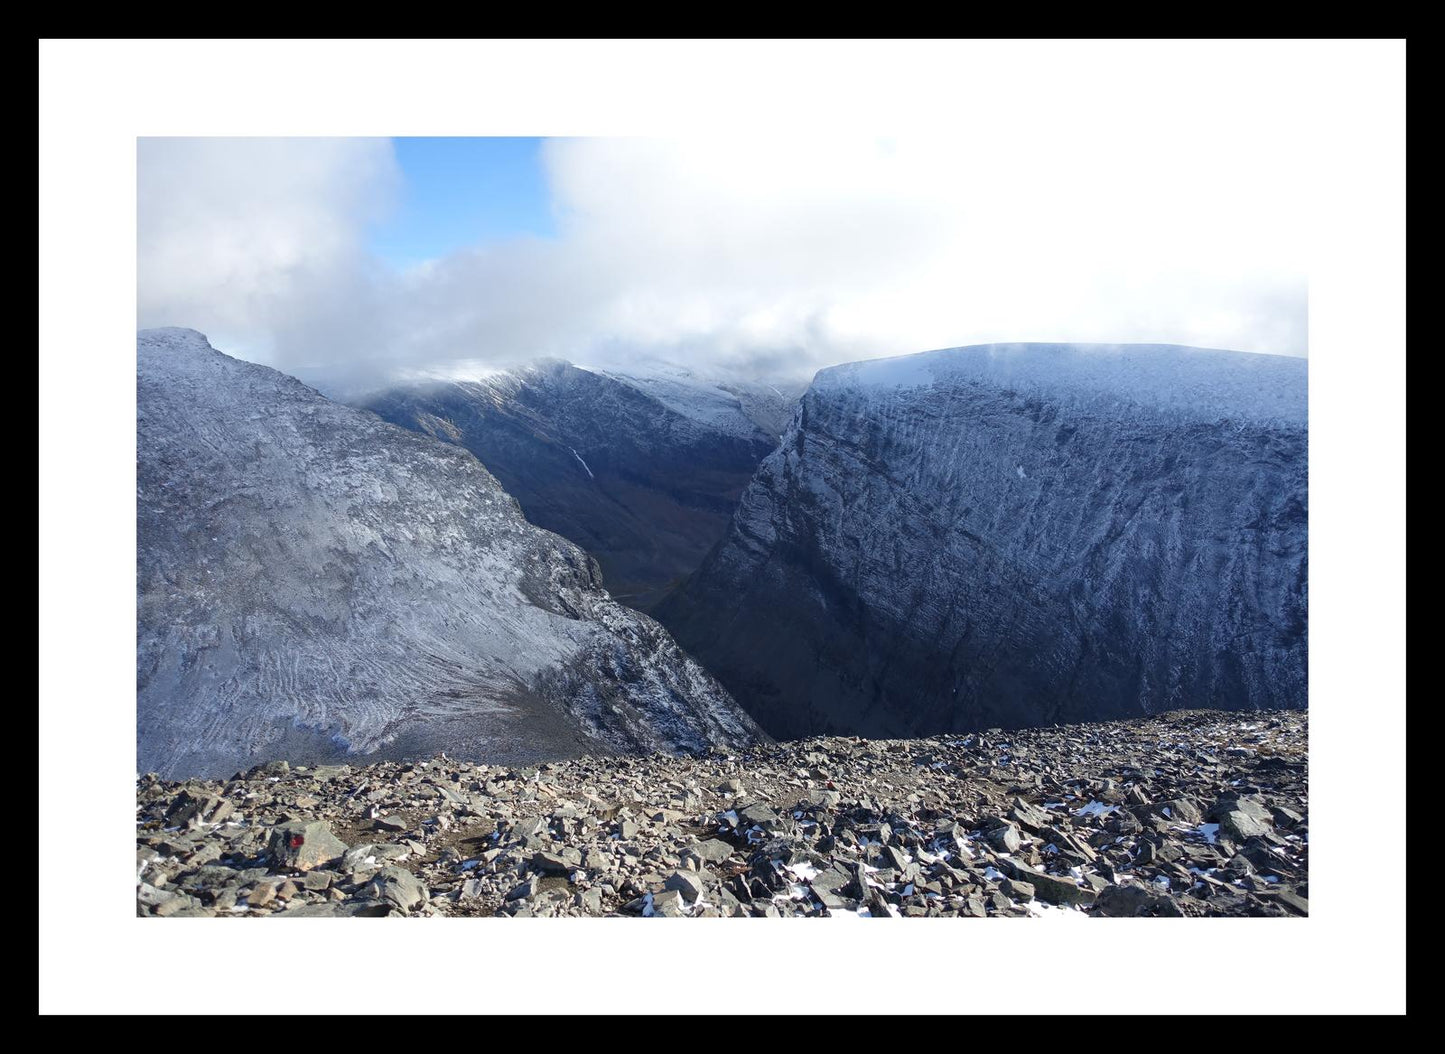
355,361,803,610
136,329,765,778
656,343,1308,740
581,360,803,442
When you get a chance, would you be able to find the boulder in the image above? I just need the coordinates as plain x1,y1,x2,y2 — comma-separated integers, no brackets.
269,820,348,872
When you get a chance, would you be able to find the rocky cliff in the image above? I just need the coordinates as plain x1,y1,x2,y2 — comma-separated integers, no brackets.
657,343,1307,739
137,329,765,777
357,362,798,610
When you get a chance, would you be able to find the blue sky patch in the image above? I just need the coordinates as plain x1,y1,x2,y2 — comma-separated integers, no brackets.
369,137,554,269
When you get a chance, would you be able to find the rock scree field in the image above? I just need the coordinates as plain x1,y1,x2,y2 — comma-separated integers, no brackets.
136,709,1307,919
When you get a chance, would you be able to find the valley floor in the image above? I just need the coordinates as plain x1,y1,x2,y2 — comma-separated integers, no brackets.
135,709,1307,919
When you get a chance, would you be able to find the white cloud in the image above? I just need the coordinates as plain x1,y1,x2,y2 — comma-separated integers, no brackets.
137,133,1308,383
137,137,401,361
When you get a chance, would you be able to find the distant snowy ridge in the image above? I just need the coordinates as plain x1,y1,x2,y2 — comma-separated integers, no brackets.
578,359,806,443
814,343,1306,426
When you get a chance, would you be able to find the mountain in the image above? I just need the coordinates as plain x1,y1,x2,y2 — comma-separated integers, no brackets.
136,329,765,778
584,360,803,442
354,361,803,610
656,343,1308,740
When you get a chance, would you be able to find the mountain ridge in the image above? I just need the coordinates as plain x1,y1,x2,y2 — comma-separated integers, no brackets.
356,361,801,610
656,341,1308,740
136,328,765,778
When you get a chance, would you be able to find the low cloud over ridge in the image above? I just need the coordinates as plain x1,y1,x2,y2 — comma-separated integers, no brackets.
138,135,1309,383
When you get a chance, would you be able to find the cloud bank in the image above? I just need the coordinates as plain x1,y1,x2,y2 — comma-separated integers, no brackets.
138,135,1308,384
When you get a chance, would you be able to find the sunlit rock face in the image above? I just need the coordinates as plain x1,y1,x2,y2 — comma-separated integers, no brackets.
136,329,765,778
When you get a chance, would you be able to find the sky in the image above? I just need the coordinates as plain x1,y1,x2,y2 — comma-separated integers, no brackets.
137,133,1310,384
368,138,555,270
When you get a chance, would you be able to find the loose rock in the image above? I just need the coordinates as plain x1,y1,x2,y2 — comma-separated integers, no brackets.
135,709,1307,920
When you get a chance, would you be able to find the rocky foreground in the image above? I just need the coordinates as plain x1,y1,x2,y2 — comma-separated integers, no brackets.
135,709,1307,919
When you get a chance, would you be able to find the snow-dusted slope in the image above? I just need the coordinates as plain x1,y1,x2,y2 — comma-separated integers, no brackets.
137,329,765,777
814,342,1305,426
358,361,795,610
657,343,1308,739
581,361,807,443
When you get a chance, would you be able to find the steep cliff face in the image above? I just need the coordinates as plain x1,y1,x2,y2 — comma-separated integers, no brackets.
136,329,764,778
357,362,794,610
656,343,1307,740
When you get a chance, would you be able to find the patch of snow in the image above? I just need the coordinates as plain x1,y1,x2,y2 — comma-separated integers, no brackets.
1026,899,1087,920
770,883,811,904
786,861,819,882
568,447,595,480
